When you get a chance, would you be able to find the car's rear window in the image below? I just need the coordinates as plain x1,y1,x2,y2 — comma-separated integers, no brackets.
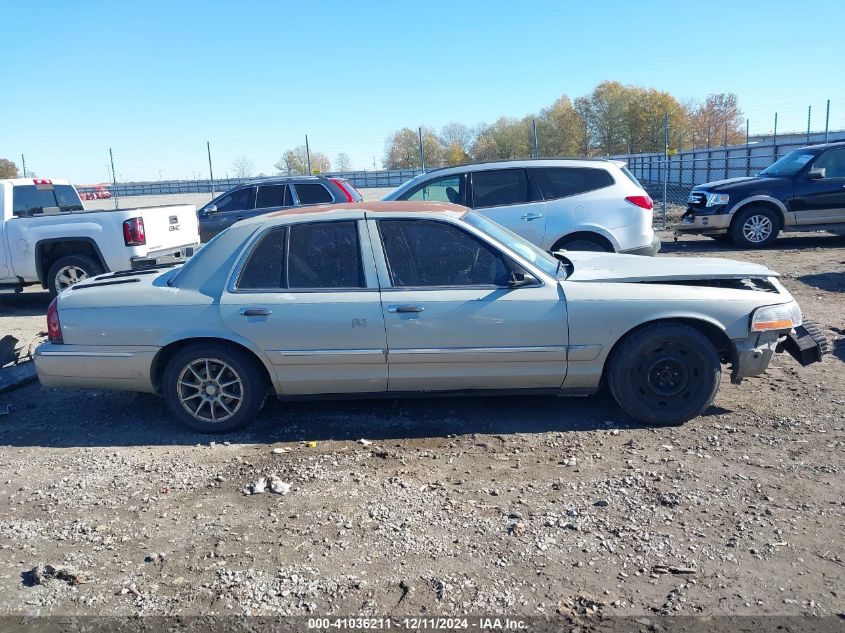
620,165,644,189
13,184,83,215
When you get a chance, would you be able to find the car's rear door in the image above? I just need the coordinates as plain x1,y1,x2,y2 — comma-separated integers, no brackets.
468,168,547,244
254,184,293,218
368,216,567,392
220,214,387,394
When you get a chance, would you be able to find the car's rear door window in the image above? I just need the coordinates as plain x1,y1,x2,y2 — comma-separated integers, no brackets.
530,167,614,200
236,221,365,291
288,221,364,288
217,187,256,213
256,184,290,209
237,227,287,289
399,175,465,205
378,219,511,287
470,169,535,208
294,183,333,205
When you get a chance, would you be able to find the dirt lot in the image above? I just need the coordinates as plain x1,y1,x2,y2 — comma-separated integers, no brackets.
0,229,842,619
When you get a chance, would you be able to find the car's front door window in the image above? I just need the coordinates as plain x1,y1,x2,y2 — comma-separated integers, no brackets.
812,149,845,179
378,219,511,287
216,187,256,213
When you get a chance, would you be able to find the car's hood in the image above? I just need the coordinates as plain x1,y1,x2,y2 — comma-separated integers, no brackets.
694,175,791,192
561,251,779,283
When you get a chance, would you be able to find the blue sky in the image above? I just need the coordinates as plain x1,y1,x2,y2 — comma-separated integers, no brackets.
5,0,845,183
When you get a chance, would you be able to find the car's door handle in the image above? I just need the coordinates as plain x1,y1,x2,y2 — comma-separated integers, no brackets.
387,305,424,313
521,213,543,220
240,307,272,316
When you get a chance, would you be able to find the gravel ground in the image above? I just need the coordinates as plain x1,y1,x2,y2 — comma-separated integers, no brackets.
0,229,842,619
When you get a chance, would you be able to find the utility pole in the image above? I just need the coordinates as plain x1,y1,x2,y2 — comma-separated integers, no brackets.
109,148,118,209
418,127,425,172
305,135,312,174
21,154,26,178
206,141,215,198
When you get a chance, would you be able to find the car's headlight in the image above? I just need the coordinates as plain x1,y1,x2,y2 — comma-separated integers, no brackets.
706,193,730,207
751,301,802,332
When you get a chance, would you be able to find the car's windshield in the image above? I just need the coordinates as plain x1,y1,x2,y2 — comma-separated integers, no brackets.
463,211,564,279
759,150,816,177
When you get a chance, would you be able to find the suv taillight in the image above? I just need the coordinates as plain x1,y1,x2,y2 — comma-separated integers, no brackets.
329,178,354,203
625,195,654,210
123,217,146,246
47,297,63,343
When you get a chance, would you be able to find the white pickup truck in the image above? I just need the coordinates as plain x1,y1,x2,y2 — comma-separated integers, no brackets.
0,179,201,295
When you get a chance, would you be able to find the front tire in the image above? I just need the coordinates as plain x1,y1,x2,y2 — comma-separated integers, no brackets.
608,323,721,425
163,343,267,433
47,255,103,295
730,207,781,248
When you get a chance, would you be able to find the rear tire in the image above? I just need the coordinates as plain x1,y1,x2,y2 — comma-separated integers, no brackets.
608,322,721,425
47,255,103,296
554,236,612,253
730,207,781,248
163,343,267,433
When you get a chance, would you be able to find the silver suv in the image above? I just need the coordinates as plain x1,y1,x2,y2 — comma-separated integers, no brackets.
198,175,362,242
384,159,660,255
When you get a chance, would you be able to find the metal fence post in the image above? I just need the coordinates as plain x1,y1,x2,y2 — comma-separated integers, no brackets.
806,105,811,144
662,113,668,229
745,119,751,176
206,141,215,198
21,154,26,178
418,127,425,172
305,135,312,175
773,113,778,161
109,148,118,209
532,118,539,158
723,122,729,179
825,99,830,142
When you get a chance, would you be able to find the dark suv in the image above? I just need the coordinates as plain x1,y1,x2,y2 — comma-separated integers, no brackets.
197,176,362,242
676,141,845,247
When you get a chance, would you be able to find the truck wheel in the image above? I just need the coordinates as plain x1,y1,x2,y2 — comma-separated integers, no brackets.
730,207,781,248
47,255,104,295
162,343,267,433
608,322,721,426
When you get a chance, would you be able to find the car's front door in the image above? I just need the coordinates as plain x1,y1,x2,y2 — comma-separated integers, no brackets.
369,217,568,392
202,186,257,240
792,148,845,225
221,217,387,394
469,169,547,244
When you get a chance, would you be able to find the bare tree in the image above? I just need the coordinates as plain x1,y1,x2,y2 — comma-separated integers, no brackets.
335,152,352,171
232,156,255,179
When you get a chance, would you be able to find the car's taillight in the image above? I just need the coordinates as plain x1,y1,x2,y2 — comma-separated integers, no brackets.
625,195,654,210
329,178,354,203
123,217,146,246
47,297,63,343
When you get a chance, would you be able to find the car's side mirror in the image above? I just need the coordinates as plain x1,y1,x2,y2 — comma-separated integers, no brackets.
205,204,219,215
507,271,538,288
808,168,826,180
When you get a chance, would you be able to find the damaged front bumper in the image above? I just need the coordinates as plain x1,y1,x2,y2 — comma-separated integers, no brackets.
730,321,829,383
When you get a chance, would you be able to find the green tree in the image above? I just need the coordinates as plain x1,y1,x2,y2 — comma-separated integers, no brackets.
383,127,443,169
535,95,585,157
0,159,19,178
275,146,330,175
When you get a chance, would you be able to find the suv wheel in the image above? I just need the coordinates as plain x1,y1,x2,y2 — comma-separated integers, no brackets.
608,322,721,425
47,255,104,296
554,236,612,253
730,207,781,248
163,343,267,433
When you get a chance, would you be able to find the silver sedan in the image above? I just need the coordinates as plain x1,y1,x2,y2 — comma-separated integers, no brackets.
34,201,825,433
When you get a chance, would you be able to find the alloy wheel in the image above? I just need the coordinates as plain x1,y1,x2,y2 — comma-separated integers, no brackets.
55,265,89,291
177,358,244,423
742,214,773,243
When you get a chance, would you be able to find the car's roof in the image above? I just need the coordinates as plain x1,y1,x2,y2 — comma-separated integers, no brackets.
797,140,845,152
240,201,468,226
231,175,337,187
424,157,623,174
